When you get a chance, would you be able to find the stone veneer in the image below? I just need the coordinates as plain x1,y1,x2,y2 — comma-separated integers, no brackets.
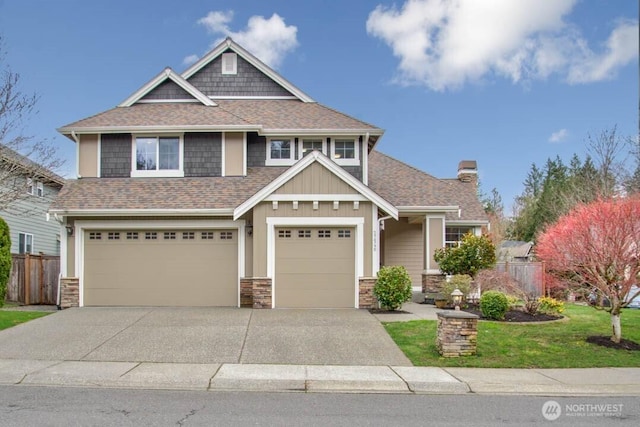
59,277,79,309
358,277,377,309
436,310,479,357
422,273,446,293
239,278,273,309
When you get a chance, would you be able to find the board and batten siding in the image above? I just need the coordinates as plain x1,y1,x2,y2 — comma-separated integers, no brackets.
382,218,423,287
0,185,61,256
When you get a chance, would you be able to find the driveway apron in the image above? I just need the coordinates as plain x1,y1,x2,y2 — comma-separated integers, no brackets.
0,307,411,366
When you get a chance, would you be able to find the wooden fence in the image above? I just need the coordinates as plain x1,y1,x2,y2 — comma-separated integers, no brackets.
495,261,545,297
5,254,60,305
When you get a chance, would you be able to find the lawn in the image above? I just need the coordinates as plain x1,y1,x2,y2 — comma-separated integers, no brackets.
0,310,51,331
384,304,640,368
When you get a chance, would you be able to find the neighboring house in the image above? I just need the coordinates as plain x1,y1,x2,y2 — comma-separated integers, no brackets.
0,145,65,256
497,240,534,262
51,38,488,308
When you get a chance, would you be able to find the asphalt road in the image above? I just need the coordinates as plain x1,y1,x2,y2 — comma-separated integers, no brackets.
0,386,638,426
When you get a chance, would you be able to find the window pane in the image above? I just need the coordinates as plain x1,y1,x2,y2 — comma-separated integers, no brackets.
26,235,33,253
159,137,179,170
19,234,25,254
270,140,291,159
302,139,323,156
334,140,355,159
136,138,157,170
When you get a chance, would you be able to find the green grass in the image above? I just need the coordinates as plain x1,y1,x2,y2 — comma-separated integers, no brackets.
384,304,640,368
0,310,51,331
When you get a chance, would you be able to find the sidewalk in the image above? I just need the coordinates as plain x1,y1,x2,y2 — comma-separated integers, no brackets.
1,359,638,395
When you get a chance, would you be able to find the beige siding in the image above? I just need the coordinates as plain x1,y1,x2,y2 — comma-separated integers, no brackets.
224,132,244,176
275,162,358,195
78,134,99,177
383,218,423,287
251,200,372,277
66,228,75,276
427,217,444,270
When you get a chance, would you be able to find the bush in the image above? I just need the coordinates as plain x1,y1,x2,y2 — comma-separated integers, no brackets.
538,296,565,314
441,274,472,305
374,266,412,311
0,218,11,307
480,290,509,320
506,295,521,310
433,233,496,277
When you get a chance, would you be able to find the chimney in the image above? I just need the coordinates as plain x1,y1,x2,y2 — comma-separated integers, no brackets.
457,160,477,184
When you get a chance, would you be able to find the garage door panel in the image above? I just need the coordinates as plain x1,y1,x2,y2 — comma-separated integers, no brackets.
84,229,238,307
275,227,355,308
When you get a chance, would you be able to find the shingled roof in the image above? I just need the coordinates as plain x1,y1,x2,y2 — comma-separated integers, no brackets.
58,100,381,136
49,167,287,212
368,151,487,221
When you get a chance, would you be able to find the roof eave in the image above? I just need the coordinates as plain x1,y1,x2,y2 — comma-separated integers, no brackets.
49,208,235,217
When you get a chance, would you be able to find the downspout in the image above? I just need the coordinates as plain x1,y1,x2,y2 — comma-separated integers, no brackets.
52,214,65,310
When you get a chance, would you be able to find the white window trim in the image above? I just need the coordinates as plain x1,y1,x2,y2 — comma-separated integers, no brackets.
298,138,327,158
265,137,295,166
330,137,360,166
130,134,184,178
19,232,34,254
266,217,364,309
74,219,245,308
36,181,44,197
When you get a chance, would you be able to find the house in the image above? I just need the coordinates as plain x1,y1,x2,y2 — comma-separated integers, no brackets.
51,38,488,309
497,240,534,262
0,145,65,256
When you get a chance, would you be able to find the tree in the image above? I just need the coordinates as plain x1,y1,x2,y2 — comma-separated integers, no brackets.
434,233,496,278
0,216,11,306
480,186,507,244
0,39,63,212
536,197,640,344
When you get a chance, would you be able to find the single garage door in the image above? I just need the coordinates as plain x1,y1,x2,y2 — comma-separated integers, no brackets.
275,227,355,308
83,229,238,306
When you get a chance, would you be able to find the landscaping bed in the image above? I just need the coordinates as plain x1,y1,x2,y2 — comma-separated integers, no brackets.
384,304,640,368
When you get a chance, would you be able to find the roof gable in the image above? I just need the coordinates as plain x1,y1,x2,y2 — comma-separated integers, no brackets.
119,68,215,107
182,38,314,103
234,151,397,220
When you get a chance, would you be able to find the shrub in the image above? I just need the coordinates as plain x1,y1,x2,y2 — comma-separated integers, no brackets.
374,266,412,311
433,233,496,278
0,217,11,307
522,294,541,315
480,290,509,320
506,295,521,310
538,296,565,314
441,274,472,305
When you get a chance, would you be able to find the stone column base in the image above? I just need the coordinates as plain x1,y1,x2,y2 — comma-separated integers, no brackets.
358,277,377,309
240,278,272,309
59,277,79,309
436,311,479,357
422,273,446,293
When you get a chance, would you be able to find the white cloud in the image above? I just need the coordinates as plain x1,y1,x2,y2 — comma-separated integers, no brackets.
549,129,568,143
182,54,199,66
366,0,639,91
196,11,298,69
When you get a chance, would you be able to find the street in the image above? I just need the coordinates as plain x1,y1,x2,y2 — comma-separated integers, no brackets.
0,386,637,426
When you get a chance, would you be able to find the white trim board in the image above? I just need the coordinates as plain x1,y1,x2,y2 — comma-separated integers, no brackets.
266,217,364,309
119,68,215,107
73,219,244,308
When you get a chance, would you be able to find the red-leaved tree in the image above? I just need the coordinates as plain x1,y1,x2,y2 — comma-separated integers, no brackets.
536,196,640,343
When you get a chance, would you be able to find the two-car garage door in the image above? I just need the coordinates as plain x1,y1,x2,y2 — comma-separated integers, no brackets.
83,229,237,307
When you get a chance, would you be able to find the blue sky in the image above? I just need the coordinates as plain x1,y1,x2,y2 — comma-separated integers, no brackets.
1,0,637,212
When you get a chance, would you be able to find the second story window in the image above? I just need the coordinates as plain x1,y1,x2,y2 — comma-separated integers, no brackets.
331,138,359,166
300,139,325,156
266,138,294,166
132,136,183,177
26,178,44,197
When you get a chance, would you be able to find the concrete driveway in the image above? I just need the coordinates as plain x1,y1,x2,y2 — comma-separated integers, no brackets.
0,308,410,366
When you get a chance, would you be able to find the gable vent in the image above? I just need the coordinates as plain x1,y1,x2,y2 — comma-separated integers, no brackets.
221,52,237,75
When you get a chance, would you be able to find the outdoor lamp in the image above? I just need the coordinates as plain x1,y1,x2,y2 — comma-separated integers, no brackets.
451,288,463,311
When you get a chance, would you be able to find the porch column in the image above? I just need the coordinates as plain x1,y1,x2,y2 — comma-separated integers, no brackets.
422,215,446,293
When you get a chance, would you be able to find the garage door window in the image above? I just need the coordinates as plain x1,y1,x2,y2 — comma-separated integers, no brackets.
298,229,311,238
183,232,195,240
145,232,157,240
126,232,139,240
220,231,233,240
201,232,214,239
338,230,351,238
89,232,102,240
108,232,120,240
163,232,176,240
278,230,291,238
318,230,331,238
